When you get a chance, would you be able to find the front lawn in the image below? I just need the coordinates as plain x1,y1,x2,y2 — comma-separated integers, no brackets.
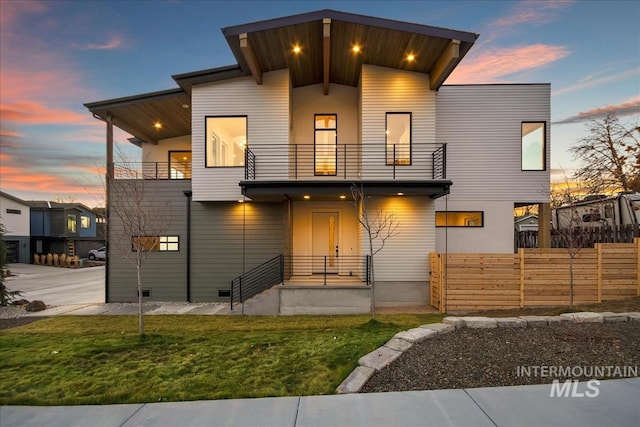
0,314,442,405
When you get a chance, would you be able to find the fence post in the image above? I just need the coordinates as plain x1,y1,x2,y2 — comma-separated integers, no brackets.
439,254,446,313
596,243,603,303
323,256,327,286
230,281,234,311
519,248,525,308
636,238,640,297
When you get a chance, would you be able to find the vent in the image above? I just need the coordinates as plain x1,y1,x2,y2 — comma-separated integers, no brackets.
138,289,151,298
218,289,231,298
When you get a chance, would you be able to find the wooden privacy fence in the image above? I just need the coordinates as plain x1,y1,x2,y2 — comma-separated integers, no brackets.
430,239,640,313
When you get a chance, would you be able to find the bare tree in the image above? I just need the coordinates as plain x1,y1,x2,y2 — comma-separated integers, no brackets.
107,151,171,335
570,113,640,193
550,178,593,311
351,184,399,315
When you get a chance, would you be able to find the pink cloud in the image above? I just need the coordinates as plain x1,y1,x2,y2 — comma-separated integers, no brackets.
553,67,640,96
492,0,573,27
0,100,97,126
0,129,23,138
0,1,48,29
553,99,640,124
448,44,570,83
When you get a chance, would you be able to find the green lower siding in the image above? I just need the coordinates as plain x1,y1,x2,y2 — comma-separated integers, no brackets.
107,180,285,302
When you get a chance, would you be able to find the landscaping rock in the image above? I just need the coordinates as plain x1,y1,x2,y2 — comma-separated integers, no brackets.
621,312,640,322
336,366,376,394
384,337,413,352
393,327,437,343
358,346,403,371
442,316,465,329
419,323,455,335
460,317,497,328
544,315,571,324
11,299,29,307
600,312,629,323
25,300,46,312
560,312,604,323
519,315,549,328
496,317,527,328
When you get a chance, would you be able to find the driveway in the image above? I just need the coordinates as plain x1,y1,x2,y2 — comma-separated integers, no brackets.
5,263,105,306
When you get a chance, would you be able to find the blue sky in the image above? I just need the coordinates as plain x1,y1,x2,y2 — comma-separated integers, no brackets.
1,0,639,206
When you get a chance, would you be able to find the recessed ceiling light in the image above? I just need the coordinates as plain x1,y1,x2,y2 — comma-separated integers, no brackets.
352,45,361,53
397,192,404,196
303,195,310,199
406,54,415,62
339,195,346,199
293,45,302,54
238,199,244,203
154,122,162,129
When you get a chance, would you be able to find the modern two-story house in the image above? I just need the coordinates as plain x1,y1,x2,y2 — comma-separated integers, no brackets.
85,10,550,313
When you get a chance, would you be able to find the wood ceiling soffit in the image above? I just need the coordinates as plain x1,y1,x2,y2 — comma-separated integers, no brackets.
430,39,460,90
323,18,331,95
113,115,158,145
239,33,263,85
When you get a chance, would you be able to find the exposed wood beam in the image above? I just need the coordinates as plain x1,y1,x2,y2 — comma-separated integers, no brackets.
239,33,263,85
429,39,460,90
323,18,331,95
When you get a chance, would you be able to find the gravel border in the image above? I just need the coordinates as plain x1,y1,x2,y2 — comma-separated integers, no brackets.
335,311,640,394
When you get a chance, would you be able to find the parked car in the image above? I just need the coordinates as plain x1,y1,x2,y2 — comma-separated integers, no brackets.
88,246,106,261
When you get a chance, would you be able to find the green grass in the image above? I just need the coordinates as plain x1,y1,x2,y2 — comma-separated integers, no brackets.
0,313,442,405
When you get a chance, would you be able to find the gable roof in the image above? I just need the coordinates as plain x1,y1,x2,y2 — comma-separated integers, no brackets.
85,9,478,143
0,191,29,206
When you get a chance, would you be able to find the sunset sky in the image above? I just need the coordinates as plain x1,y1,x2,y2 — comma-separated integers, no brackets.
1,0,639,207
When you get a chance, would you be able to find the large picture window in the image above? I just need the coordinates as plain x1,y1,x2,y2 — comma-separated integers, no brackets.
435,211,484,227
522,122,546,171
205,116,247,167
386,113,411,165
314,114,337,176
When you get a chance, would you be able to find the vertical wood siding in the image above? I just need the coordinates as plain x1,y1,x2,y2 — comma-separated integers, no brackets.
191,69,290,201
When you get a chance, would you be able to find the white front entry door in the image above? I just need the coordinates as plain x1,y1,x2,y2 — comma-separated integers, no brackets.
312,212,339,274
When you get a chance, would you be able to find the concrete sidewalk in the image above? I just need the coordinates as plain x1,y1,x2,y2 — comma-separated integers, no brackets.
1,378,638,427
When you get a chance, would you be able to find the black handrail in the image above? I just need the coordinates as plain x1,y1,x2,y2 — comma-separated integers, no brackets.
230,254,283,310
432,144,446,179
281,255,371,286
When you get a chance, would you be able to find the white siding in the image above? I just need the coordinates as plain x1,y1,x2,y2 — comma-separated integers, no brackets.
191,69,290,201
360,65,436,180
0,194,30,236
435,200,515,253
142,135,191,163
363,196,435,281
434,84,550,254
436,84,551,202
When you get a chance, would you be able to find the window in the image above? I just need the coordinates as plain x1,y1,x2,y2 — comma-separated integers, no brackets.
131,236,179,252
67,215,77,232
6,208,21,214
435,211,484,227
205,117,246,167
169,151,192,179
96,217,106,224
386,113,411,165
522,122,546,170
159,236,179,251
314,114,337,176
80,215,91,229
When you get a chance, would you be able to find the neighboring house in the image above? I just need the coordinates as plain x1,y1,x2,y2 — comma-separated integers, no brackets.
28,201,99,259
85,10,550,311
0,191,31,263
515,215,539,232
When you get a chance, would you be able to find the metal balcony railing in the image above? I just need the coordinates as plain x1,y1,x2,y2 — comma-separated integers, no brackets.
114,162,192,180
282,255,371,286
244,143,446,181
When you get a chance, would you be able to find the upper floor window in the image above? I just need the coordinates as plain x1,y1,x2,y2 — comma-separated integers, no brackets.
386,113,412,166
67,214,77,233
205,116,246,167
131,236,179,252
315,114,337,176
522,122,546,171
80,215,91,229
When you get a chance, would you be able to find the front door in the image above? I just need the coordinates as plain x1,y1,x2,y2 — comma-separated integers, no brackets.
312,212,339,274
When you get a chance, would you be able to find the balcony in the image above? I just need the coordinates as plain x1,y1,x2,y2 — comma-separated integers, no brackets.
244,143,446,181
241,143,450,201
114,162,191,180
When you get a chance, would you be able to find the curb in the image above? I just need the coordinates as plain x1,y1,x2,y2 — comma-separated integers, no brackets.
335,311,640,394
